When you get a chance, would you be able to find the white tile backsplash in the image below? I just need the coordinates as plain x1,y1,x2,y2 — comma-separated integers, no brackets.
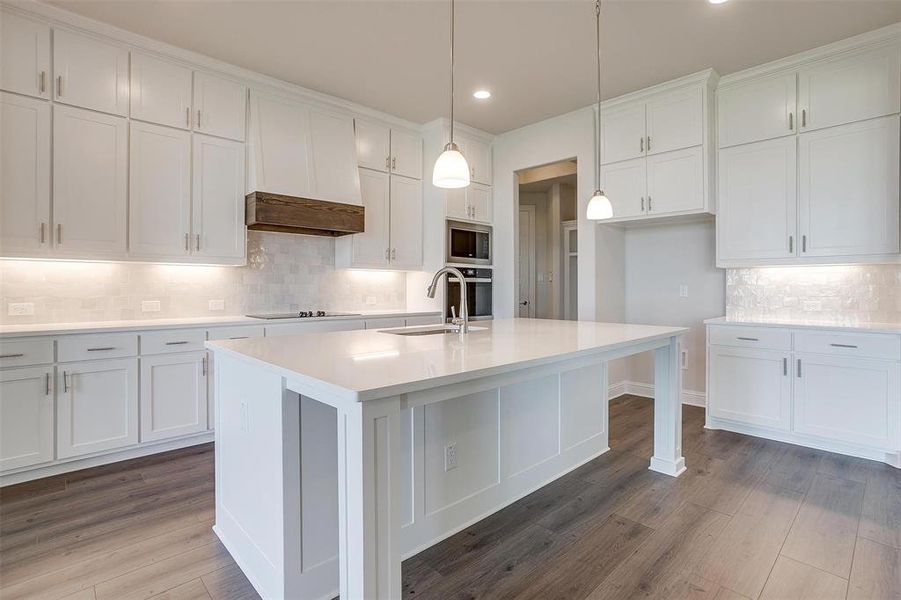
0,231,406,324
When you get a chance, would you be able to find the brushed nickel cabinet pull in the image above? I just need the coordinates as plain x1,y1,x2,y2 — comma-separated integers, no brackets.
197,110,201,129
641,197,645,212
46,372,51,395
802,109,806,127
797,359,802,378
392,156,396,170
56,75,63,97
783,357,787,376
86,347,115,352
57,223,62,244
385,248,390,260
63,371,70,392
830,343,858,349
647,196,652,212
647,136,651,151
640,137,644,153
802,235,807,252
40,71,46,93
789,235,793,253
195,234,201,251
202,355,208,376
737,336,759,341
0,353,25,359
40,222,46,244
789,112,793,130
391,248,397,260
186,107,191,128
385,156,390,169
185,233,190,251
165,341,190,346
228,336,249,340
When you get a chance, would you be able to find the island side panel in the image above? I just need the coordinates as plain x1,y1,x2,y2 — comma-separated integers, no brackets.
650,335,687,477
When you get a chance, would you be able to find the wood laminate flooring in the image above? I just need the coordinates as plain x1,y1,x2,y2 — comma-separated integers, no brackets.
1,394,898,600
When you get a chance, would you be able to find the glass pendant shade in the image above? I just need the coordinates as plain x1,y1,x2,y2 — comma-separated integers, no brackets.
586,189,613,220
432,143,471,189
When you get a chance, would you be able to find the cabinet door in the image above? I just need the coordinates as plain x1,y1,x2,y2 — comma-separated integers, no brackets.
192,134,246,262
468,182,493,224
352,168,390,267
141,352,208,442
646,146,703,216
309,108,362,205
708,346,791,431
0,11,51,99
799,45,901,133
718,72,796,148
355,118,390,172
129,122,191,258
446,188,469,221
0,93,50,255
390,129,422,180
194,72,247,141
389,175,423,269
799,115,899,258
53,28,128,116
646,86,703,156
601,157,646,219
57,358,138,459
717,136,797,261
53,104,128,256
130,52,192,129
458,135,491,184
600,103,646,164
248,90,313,197
0,367,53,472
794,353,900,450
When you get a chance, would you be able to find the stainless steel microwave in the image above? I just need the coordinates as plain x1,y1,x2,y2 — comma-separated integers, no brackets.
447,221,491,265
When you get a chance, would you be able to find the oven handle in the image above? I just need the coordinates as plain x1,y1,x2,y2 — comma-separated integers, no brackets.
447,277,493,283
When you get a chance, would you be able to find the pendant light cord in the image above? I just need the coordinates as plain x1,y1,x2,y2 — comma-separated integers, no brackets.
595,0,602,190
450,0,456,146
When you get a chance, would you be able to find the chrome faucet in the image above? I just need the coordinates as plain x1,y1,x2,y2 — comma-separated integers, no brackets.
427,267,468,333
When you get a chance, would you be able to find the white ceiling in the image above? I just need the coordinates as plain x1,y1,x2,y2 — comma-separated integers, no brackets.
49,0,901,134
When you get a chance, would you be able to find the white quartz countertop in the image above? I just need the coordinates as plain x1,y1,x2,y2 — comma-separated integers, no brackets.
705,316,901,335
206,318,688,401
0,310,441,338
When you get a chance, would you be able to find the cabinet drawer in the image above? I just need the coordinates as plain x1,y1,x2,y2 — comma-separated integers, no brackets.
794,331,900,361
207,325,265,341
0,338,54,368
708,326,791,351
140,329,206,355
57,333,138,362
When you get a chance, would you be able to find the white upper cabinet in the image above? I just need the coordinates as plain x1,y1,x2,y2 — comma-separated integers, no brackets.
717,73,797,148
0,93,50,256
468,183,492,224
355,119,391,172
129,121,191,258
799,45,901,133
798,115,899,258
0,11,50,99
602,157,646,220
130,53,193,130
349,169,390,268
645,146,703,216
194,72,247,141
389,175,423,269
445,188,469,221
390,128,423,180
192,134,246,262
53,104,128,257
457,134,491,184
53,28,128,116
248,90,313,196
646,87,703,156
309,108,362,205
600,103,647,164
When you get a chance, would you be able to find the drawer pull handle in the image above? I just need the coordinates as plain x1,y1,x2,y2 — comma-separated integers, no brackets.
46,372,51,395
0,353,25,359
830,343,858,349
797,359,802,378
165,341,190,345
737,337,759,341
63,370,70,392
783,357,787,376
229,336,249,340
86,347,115,352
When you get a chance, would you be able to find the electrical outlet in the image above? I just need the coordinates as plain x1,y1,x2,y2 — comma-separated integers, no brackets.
141,300,161,313
365,295,377,305
681,350,688,370
7,302,34,316
679,284,689,298
208,299,225,311
444,443,458,471
802,300,822,312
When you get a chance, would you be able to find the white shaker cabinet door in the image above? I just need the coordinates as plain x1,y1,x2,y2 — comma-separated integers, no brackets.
645,146,703,216
798,115,900,258
794,353,900,451
309,108,361,205
194,71,246,141
0,11,51,99
53,104,128,257
468,182,493,224
129,121,191,258
352,168,390,268
57,358,139,459
192,134,246,262
390,128,423,180
53,28,128,116
0,366,53,472
140,352,208,442
130,52,192,130
645,86,703,156
717,136,797,261
458,134,491,185
600,103,646,164
717,72,797,148
708,346,792,431
389,175,423,269
355,118,390,172
601,157,646,220
248,90,313,197
445,188,469,221
799,44,901,133
0,93,50,255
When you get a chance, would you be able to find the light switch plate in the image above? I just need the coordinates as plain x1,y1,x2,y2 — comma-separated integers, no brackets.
7,302,34,316
141,300,161,313
444,443,458,471
208,299,225,311
679,284,689,298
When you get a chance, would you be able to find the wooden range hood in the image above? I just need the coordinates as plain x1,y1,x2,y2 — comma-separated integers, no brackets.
245,191,364,237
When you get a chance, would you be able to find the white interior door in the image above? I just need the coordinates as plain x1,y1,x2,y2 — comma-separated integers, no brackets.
353,168,390,268
601,103,646,164
140,352,208,442
53,28,129,116
0,11,51,99
0,366,53,472
517,206,536,318
646,146,703,216
192,134,246,261
129,52,192,130
248,90,312,197
389,175,423,269
354,118,390,172
390,129,422,180
194,71,247,141
708,346,791,431
645,86,703,155
0,92,50,255
717,72,797,148
309,108,361,205
601,157,646,219
799,115,900,258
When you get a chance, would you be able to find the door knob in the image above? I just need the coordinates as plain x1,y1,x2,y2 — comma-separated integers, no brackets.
520,300,529,306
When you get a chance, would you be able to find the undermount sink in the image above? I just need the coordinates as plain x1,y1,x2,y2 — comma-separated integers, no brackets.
380,324,488,336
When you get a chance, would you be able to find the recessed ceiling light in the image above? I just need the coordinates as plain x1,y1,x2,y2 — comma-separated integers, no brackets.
473,90,491,100
708,0,729,4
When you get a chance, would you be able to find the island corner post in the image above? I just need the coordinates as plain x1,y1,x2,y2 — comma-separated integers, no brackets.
207,327,686,600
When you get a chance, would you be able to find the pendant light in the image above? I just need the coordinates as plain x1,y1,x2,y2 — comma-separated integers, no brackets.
432,0,471,189
586,0,613,220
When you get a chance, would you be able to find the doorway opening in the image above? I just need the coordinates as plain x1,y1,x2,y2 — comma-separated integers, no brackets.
515,159,578,320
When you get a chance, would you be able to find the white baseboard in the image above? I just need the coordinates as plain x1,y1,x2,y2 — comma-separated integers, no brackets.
608,380,706,408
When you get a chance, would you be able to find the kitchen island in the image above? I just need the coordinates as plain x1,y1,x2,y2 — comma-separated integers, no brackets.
206,318,688,600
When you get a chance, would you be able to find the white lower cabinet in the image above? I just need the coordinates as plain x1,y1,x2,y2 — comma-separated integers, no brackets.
140,352,208,443
0,367,53,471
793,353,900,450
708,345,791,431
56,358,138,459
